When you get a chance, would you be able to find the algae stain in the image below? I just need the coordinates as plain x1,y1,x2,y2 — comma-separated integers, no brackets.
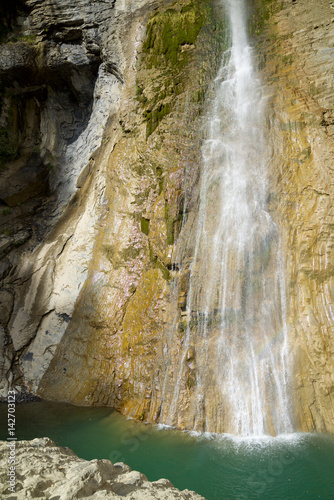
148,243,171,281
141,217,150,236
139,0,209,138
249,0,283,38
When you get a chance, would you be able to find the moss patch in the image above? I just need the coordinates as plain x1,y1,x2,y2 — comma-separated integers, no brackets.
149,243,170,280
249,0,282,38
164,203,174,246
121,267,166,351
141,217,150,235
143,102,170,138
143,2,205,69
139,0,223,138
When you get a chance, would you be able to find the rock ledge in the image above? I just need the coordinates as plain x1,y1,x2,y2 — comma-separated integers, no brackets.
0,437,205,499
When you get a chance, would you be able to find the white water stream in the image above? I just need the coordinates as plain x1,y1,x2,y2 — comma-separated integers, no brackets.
163,0,293,436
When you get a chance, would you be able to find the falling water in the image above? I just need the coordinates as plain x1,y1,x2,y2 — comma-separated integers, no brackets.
162,0,293,436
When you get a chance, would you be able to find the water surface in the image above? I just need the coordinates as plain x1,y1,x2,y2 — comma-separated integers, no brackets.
1,401,334,499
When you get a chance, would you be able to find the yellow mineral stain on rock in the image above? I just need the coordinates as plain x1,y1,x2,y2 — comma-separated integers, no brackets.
257,0,334,432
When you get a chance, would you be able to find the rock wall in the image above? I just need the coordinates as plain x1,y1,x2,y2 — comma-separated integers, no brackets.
0,0,226,422
0,0,333,434
38,0,226,424
255,0,334,432
0,0,158,397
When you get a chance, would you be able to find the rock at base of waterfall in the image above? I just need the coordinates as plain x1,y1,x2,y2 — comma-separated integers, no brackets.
0,438,206,499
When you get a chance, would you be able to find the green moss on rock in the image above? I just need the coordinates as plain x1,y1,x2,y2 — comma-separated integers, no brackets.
148,243,171,280
144,102,170,138
143,2,204,69
249,0,283,38
140,0,215,137
141,217,150,235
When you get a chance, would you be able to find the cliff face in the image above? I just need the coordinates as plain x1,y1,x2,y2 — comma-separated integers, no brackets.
256,0,334,433
0,0,226,420
0,0,333,434
38,0,226,423
0,0,159,396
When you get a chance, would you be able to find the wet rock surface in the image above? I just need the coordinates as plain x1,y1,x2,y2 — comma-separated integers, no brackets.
257,0,334,432
0,437,205,499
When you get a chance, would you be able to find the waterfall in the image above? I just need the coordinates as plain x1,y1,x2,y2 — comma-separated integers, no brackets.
161,0,293,436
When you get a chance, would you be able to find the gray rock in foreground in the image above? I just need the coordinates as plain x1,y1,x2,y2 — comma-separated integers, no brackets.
0,438,206,499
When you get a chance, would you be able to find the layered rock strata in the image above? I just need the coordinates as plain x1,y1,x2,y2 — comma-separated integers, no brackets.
37,0,226,425
0,0,169,397
255,0,334,433
0,437,205,499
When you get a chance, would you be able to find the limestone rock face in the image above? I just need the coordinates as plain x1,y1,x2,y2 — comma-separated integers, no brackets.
1,0,226,426
256,0,334,432
0,0,157,396
0,438,205,499
37,0,226,425
1,0,334,435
